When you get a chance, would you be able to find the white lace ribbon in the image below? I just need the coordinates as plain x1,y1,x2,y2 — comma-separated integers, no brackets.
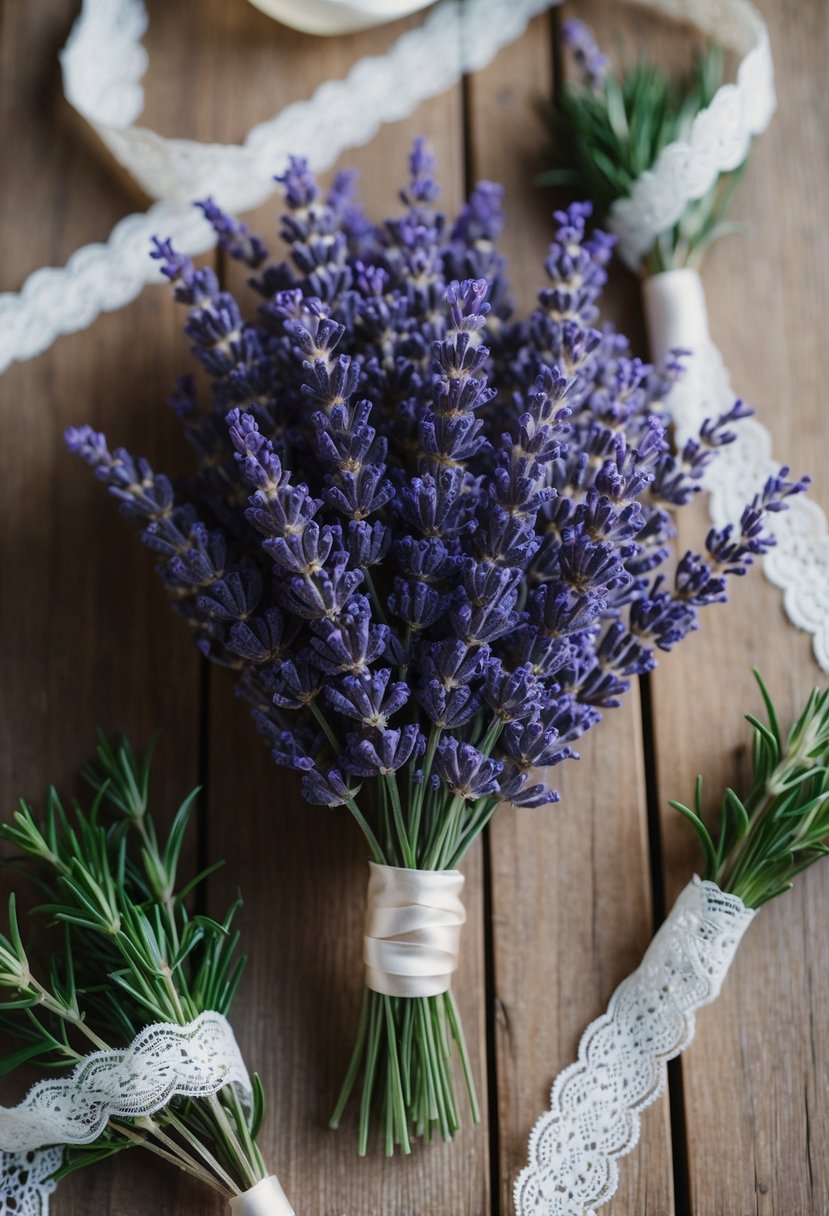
609,0,775,272
642,269,829,673
1,0,775,368
0,1147,61,1216
0,0,551,376
515,877,755,1215
0,1011,266,1215
0,1011,250,1151
364,862,466,997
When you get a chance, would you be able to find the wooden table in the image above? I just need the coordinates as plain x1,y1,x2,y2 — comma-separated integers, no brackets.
2,1,827,1212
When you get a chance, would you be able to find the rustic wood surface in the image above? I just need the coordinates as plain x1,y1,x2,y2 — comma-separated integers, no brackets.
0,1,827,1213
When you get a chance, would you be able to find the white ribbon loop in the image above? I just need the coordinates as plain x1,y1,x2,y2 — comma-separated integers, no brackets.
230,1175,295,1216
363,862,466,998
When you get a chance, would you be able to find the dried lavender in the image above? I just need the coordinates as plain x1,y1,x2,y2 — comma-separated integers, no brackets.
67,142,806,1154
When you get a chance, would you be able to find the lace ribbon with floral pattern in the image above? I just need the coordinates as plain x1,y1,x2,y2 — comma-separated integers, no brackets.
0,1012,251,1214
515,878,755,1215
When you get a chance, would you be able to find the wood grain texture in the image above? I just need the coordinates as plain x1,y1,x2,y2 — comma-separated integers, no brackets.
465,13,673,1214
199,8,487,1215
2,0,828,1213
645,0,829,1210
0,2,214,1212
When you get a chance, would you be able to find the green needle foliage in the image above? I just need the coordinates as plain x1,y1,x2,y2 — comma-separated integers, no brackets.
672,673,829,908
0,735,269,1199
540,28,749,273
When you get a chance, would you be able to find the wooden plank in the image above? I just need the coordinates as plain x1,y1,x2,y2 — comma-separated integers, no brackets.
633,0,829,1211
200,10,488,1214
0,2,215,1212
464,14,674,1215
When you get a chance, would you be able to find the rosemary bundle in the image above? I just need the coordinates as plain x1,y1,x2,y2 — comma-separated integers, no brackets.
0,737,290,1214
541,21,747,273
675,672,829,907
516,673,829,1214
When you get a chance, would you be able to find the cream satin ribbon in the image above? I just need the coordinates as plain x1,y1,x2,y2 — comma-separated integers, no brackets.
231,1175,295,1216
363,863,466,998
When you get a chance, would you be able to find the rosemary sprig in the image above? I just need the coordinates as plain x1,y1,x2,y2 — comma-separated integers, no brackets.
541,29,749,273
672,672,829,908
0,735,268,1196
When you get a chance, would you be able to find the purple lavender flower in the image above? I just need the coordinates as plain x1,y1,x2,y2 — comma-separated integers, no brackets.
434,738,503,801
68,146,807,841
563,19,609,91
67,146,810,1153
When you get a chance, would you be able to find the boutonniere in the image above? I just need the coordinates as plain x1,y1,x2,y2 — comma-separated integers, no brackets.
518,672,829,1213
0,737,292,1216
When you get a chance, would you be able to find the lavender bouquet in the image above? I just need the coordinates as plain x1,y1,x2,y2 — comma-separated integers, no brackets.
67,142,805,1154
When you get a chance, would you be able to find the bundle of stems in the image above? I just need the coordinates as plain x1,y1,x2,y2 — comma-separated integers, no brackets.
675,672,829,907
0,736,269,1202
541,22,748,273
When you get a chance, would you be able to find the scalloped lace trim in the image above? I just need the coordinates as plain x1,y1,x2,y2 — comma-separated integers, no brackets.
0,0,550,375
515,878,755,1215
609,0,775,270
678,340,829,673
0,1148,61,1216
1,0,775,371
0,1011,250,1152
0,1012,250,1216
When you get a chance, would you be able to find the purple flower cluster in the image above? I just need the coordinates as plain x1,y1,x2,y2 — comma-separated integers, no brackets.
67,142,806,870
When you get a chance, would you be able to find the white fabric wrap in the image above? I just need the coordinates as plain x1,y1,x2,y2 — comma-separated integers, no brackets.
231,1175,295,1216
245,0,438,36
515,877,755,1216
0,1011,273,1216
642,268,829,674
363,862,466,998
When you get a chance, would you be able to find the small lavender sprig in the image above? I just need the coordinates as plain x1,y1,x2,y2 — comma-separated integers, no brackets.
674,672,829,908
66,144,807,1153
540,25,747,273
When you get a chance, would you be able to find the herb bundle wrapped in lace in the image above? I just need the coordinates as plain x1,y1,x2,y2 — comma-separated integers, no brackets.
517,673,829,1216
67,141,805,1154
0,737,292,1216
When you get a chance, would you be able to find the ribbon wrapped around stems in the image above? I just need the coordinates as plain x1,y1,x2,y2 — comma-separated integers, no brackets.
231,1175,295,1216
364,863,466,998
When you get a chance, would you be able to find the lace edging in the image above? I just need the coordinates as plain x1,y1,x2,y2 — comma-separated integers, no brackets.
514,878,754,1215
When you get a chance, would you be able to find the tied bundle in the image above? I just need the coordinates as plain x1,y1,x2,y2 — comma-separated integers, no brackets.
67,142,805,1153
518,673,829,1215
0,737,292,1216
539,16,767,429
